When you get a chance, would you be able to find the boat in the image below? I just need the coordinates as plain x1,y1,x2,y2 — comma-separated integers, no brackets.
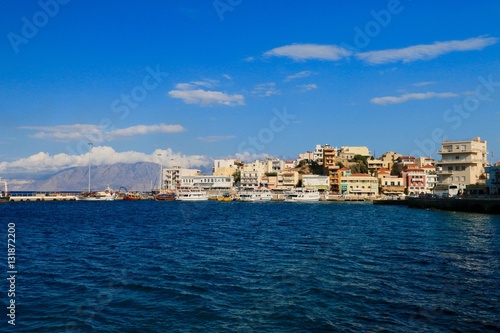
284,187,320,202
123,192,142,201
76,186,117,201
238,188,272,202
155,191,176,201
176,188,209,201
217,191,237,202
0,178,9,203
76,143,116,201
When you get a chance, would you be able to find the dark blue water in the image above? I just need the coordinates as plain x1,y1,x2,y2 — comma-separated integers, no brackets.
1,201,499,332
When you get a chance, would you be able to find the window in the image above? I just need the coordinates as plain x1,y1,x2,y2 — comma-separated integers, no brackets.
455,156,460,160
461,166,466,171
461,145,466,151
455,176,460,181
448,167,453,171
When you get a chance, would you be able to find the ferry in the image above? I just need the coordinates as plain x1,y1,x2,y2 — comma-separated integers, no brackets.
176,188,209,201
284,187,320,202
238,188,272,202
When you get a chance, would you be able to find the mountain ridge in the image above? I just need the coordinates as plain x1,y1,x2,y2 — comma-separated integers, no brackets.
10,162,162,192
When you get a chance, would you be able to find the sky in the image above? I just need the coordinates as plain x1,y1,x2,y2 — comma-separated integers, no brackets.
1,0,499,178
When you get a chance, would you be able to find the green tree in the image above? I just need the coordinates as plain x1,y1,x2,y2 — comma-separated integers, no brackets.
232,170,241,184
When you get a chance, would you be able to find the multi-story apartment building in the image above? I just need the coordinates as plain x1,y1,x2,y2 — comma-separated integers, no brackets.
163,167,200,190
422,164,437,193
322,146,339,193
313,144,326,164
368,159,384,174
298,151,314,162
379,151,402,171
265,158,284,173
436,137,488,190
377,168,405,195
322,146,337,168
402,168,427,196
212,159,243,177
338,146,371,161
340,169,378,197
240,171,262,188
277,170,299,189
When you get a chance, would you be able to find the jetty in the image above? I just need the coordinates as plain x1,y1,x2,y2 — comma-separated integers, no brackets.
408,197,500,214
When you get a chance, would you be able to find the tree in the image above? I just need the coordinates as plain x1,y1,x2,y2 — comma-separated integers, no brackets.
349,155,368,174
232,170,241,184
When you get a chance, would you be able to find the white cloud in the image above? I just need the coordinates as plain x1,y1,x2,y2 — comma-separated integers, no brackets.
197,135,236,143
357,36,498,65
370,92,459,105
169,89,244,106
234,151,271,163
21,123,185,142
413,81,436,87
252,82,280,97
264,43,352,61
0,146,212,175
284,70,316,82
297,84,317,92
168,80,244,106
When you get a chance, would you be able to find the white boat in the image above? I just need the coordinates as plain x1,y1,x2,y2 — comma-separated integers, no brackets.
76,186,117,201
284,187,320,202
238,188,272,202
0,178,9,202
176,188,209,201
76,143,116,201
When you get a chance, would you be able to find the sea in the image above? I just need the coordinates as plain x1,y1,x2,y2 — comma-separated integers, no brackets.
1,200,499,332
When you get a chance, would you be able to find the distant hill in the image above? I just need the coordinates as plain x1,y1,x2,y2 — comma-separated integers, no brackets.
13,162,162,192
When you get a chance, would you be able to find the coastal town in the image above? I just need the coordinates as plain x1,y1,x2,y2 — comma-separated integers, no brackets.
2,136,499,205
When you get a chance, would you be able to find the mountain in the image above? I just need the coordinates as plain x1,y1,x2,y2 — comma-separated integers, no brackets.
12,162,162,192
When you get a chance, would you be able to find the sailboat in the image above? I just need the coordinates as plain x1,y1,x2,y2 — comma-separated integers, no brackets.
0,178,9,203
76,143,116,201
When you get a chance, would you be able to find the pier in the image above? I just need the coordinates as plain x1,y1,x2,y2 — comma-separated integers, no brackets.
408,197,500,214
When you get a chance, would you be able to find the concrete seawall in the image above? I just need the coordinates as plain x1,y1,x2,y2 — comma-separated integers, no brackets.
408,198,500,214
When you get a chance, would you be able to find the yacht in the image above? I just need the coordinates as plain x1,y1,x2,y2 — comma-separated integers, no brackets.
176,188,209,201
76,186,117,201
284,188,320,202
238,188,272,202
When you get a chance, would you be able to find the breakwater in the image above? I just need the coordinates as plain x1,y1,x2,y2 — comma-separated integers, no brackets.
408,197,500,214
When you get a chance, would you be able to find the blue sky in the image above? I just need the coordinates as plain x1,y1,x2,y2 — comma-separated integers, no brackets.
1,0,499,177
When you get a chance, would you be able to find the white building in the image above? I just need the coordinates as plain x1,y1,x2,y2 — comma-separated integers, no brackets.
301,175,329,190
436,137,488,190
213,159,241,176
180,175,234,190
163,167,200,190
240,171,262,188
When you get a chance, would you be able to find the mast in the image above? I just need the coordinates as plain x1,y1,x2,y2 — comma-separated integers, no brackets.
157,153,163,191
88,142,93,192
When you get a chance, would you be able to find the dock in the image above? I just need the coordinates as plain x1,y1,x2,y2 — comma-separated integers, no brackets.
408,197,500,214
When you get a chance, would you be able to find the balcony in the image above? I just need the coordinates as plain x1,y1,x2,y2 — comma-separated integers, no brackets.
436,158,484,165
436,169,453,175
